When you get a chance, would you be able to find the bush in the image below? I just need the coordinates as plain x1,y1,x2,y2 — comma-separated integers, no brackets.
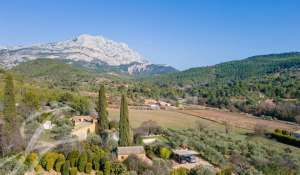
103,160,111,175
67,150,80,167
170,167,189,175
93,157,100,171
111,162,127,175
96,171,104,175
159,147,171,159
61,160,70,175
54,154,66,172
217,166,232,175
34,164,43,172
55,159,65,172
25,152,39,167
78,152,88,172
271,132,300,147
85,162,93,174
70,167,78,175
190,166,215,175
123,155,149,174
40,152,61,171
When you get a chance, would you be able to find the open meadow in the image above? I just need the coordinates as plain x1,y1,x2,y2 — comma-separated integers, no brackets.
108,108,217,129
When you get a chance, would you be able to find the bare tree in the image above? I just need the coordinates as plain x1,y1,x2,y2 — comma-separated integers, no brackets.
223,121,232,134
254,124,267,136
195,121,207,132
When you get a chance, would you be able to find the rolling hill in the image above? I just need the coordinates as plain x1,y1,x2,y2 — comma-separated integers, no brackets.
147,52,300,86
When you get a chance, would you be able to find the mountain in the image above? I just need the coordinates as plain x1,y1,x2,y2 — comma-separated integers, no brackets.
0,34,177,75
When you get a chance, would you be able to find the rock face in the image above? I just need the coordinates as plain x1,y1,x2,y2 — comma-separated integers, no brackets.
0,34,177,75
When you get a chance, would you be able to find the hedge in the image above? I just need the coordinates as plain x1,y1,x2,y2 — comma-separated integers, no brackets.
271,132,300,147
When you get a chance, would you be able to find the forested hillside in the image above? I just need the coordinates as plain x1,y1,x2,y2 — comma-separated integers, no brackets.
148,52,300,86
140,52,300,122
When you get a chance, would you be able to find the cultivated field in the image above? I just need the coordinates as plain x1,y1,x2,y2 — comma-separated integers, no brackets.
108,107,300,132
108,108,219,129
177,109,300,131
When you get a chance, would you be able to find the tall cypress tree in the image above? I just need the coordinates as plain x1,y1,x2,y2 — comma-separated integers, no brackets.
2,74,23,155
119,94,131,146
96,85,109,132
3,74,17,124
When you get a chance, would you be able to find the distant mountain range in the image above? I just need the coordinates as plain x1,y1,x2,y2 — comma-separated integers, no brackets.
0,34,177,75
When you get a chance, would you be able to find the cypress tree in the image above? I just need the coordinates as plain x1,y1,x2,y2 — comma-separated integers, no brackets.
119,94,131,146
3,74,17,123
2,74,23,155
96,85,109,132
78,152,88,172
61,160,70,175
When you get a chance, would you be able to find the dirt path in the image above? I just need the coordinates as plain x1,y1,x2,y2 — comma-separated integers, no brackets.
176,109,300,131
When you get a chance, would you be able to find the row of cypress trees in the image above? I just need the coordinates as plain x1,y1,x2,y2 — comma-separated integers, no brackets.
96,85,131,146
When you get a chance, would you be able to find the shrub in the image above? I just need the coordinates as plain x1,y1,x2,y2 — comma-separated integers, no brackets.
70,167,78,175
123,155,149,174
170,167,189,175
111,162,127,175
34,164,43,172
67,150,79,167
96,171,104,175
25,152,39,167
217,166,232,175
40,152,61,171
93,157,100,171
159,147,171,159
85,162,93,174
61,160,70,175
271,132,300,147
103,160,111,175
54,154,66,172
78,152,88,172
55,159,65,172
190,166,215,175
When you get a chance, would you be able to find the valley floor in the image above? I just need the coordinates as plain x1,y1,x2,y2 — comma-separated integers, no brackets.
108,106,300,132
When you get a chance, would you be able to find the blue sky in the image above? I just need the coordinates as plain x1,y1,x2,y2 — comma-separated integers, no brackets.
1,0,300,70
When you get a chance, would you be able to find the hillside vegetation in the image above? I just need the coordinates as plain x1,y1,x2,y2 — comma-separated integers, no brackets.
141,52,300,122
8,53,300,123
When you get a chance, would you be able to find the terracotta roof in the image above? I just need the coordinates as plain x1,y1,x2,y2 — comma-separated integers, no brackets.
71,115,96,120
118,146,145,155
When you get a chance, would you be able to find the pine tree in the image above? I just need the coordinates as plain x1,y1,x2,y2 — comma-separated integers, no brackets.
119,94,131,146
1,74,23,155
96,85,109,132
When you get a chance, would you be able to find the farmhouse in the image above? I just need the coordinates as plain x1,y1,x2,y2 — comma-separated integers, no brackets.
71,115,97,140
117,146,146,161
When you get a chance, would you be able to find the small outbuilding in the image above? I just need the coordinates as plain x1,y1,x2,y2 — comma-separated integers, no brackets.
172,149,198,164
293,130,300,138
117,146,146,161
